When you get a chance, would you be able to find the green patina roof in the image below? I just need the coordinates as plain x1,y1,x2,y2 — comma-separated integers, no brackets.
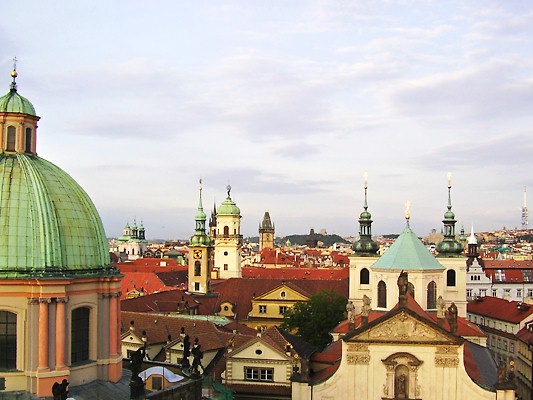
190,185,211,247
0,88,36,116
372,225,444,271
0,153,114,279
217,195,240,216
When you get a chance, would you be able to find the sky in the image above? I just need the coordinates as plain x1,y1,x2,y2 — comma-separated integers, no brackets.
2,0,532,240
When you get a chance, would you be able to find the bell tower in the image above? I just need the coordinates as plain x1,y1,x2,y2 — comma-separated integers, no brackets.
188,180,213,294
259,211,275,251
214,185,242,279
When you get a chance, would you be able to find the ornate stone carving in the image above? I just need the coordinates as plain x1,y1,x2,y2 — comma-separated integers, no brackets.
435,356,459,367
347,343,369,352
435,345,458,354
383,383,389,395
368,314,437,341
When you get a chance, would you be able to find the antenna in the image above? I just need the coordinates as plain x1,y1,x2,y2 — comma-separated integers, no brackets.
522,187,528,229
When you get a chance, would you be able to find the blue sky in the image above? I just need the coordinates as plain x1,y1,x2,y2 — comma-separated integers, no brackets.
2,1,532,239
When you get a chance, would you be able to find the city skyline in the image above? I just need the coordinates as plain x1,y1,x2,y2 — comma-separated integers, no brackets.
2,1,532,239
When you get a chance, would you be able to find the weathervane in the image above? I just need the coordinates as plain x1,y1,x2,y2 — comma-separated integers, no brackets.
227,184,231,197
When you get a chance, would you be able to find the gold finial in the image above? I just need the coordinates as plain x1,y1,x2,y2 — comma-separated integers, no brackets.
11,56,18,78
199,178,203,191
364,171,368,189
10,56,18,90
447,172,452,189
405,200,411,221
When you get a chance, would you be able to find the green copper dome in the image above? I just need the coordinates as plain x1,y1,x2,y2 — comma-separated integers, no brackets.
372,225,444,271
0,154,113,279
0,89,36,116
217,185,240,216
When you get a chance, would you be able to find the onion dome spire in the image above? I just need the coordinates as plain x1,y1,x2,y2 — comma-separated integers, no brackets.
190,179,211,246
352,172,379,255
436,173,464,256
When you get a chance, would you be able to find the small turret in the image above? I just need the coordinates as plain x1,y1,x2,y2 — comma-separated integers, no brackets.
352,173,379,255
436,173,463,257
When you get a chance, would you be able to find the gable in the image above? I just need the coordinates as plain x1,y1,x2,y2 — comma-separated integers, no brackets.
254,284,309,302
121,331,145,346
230,338,290,361
348,310,459,344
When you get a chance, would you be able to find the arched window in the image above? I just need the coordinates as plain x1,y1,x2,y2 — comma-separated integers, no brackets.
407,282,415,298
447,269,456,287
378,281,387,308
71,307,90,364
194,261,201,276
360,268,370,284
223,226,229,237
427,281,437,309
6,126,16,151
0,311,17,371
25,128,32,153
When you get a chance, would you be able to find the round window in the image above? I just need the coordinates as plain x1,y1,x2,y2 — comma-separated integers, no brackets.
280,291,286,298
224,305,229,311
224,251,228,256
255,349,262,355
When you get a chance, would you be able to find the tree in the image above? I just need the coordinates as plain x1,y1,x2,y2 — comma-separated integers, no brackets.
280,289,347,350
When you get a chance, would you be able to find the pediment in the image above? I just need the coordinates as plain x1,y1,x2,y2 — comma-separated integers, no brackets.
229,337,290,361
348,310,457,344
254,284,309,302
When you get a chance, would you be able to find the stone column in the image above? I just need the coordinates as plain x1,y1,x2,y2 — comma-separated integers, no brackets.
55,297,68,369
38,298,51,371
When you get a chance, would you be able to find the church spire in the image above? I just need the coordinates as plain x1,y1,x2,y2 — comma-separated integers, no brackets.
352,172,379,255
190,179,211,246
436,173,463,257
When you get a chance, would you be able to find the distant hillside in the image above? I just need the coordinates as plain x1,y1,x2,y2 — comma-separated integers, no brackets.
244,234,350,247
282,233,350,247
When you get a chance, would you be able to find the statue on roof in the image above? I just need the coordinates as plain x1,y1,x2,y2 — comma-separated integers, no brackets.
191,338,204,376
346,301,356,323
397,270,408,306
436,296,446,319
447,303,458,334
361,295,371,317
181,334,191,368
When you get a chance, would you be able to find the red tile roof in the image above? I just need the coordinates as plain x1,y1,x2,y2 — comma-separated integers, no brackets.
242,266,349,280
467,296,533,323
120,271,176,300
121,311,254,352
116,257,187,273
484,260,533,269
210,277,349,319
516,324,533,346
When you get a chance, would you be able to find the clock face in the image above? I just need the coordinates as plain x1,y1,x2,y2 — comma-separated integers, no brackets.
193,250,202,259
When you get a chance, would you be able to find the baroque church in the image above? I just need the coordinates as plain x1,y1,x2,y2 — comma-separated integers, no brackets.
0,66,122,396
291,178,516,400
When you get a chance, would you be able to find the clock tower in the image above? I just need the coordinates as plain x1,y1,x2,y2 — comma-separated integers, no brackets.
188,180,213,294
259,211,275,251
214,185,242,279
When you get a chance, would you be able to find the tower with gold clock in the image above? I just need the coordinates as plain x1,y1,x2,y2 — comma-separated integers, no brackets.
188,180,213,294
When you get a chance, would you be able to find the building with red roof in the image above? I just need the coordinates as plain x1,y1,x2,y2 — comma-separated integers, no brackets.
467,296,533,368
515,322,533,400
